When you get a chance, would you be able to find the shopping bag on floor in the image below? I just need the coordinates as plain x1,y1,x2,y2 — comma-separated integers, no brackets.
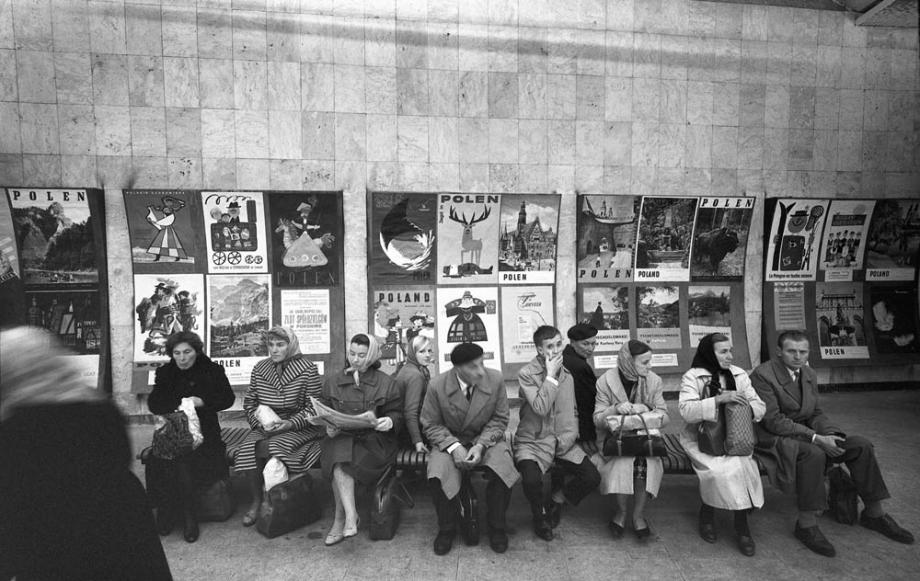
256,473,322,538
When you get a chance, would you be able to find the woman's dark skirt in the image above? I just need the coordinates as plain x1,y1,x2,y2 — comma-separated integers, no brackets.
321,430,398,484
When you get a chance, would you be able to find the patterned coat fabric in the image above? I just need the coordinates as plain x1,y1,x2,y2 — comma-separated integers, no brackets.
679,366,766,510
234,355,325,474
421,368,520,500
593,368,669,497
514,356,585,473
320,367,402,484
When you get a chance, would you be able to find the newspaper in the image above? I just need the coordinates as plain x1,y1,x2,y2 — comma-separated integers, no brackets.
307,397,378,430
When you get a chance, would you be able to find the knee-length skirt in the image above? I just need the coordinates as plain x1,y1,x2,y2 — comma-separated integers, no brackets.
321,430,398,484
594,453,664,498
679,433,764,511
234,425,325,474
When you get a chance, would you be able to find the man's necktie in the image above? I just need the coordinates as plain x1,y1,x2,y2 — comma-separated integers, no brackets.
466,385,473,402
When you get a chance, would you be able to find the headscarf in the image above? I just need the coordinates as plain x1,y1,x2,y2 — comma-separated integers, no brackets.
691,333,736,394
265,325,302,375
403,335,431,382
345,334,382,386
617,339,650,403
1,326,102,421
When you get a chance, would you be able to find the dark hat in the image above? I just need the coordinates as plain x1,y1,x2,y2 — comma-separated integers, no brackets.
567,323,598,341
450,342,483,366
228,201,241,209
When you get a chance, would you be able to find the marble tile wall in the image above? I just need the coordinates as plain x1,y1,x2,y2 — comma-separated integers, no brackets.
0,0,917,410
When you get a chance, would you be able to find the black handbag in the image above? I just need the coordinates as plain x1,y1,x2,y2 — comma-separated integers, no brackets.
827,466,858,525
603,413,666,458
698,380,756,457
151,412,194,460
369,466,412,541
256,473,322,538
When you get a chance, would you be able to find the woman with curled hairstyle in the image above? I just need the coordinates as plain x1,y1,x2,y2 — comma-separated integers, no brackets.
147,330,235,542
593,340,669,541
320,334,402,546
394,334,435,454
679,333,766,557
235,326,325,527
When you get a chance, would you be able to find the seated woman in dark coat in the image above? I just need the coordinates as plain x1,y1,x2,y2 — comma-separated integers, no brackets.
321,334,402,546
394,334,435,453
0,327,172,581
147,331,235,543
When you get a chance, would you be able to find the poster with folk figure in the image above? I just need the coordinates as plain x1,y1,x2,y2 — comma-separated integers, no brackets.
368,192,438,285
370,286,438,374
132,273,205,363
576,194,640,282
200,191,268,274
266,191,342,287
818,200,875,282
123,190,205,273
435,286,502,371
497,195,559,285
436,193,501,285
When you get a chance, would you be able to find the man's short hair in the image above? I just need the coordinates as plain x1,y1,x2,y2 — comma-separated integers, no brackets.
532,325,561,347
777,330,810,348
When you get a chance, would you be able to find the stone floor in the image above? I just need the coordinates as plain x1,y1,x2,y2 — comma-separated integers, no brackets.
128,390,920,581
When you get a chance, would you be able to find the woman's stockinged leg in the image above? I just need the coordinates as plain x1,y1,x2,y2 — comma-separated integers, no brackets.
632,477,649,529
613,494,629,526
333,463,358,529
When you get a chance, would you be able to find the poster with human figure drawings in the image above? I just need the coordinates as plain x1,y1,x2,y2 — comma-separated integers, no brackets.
498,195,559,285
132,274,204,362
436,286,502,371
266,192,341,287
436,194,500,285
124,190,204,273
201,191,268,274
818,200,874,282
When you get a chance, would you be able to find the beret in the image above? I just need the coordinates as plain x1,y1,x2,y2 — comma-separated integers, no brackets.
567,323,598,341
450,342,484,366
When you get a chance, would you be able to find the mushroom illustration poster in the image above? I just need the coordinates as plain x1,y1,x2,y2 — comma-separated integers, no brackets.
635,197,698,282
133,274,205,362
765,199,829,282
865,200,920,282
123,190,205,273
280,289,331,360
690,197,754,281
688,286,732,345
578,286,630,360
576,195,639,282
815,283,868,359
371,287,437,373
869,286,918,355
266,192,341,287
7,189,98,286
818,200,875,282
436,287,501,371
498,195,559,285
201,191,268,274
368,192,437,284
436,194,500,285
500,286,555,364
636,285,682,350
207,274,271,384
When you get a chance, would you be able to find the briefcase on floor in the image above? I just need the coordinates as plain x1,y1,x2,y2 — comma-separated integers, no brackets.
256,473,322,538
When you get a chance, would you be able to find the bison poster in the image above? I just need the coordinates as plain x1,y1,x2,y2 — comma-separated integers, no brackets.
207,273,271,384
498,195,558,285
436,286,501,371
576,195,639,282
634,197,698,282
371,286,437,373
691,197,754,281
865,200,920,282
124,190,204,273
266,192,341,287
815,283,868,359
436,194,501,285
368,192,437,284
818,200,874,282
200,191,268,274
765,199,829,282
500,285,555,364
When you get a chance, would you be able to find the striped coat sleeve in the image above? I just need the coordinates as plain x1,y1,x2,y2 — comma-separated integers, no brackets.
243,371,261,430
289,362,322,431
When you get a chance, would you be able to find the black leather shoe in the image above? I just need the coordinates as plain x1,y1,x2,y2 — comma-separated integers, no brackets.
794,523,836,557
860,513,915,544
533,517,554,541
736,534,756,556
434,530,455,555
608,520,625,539
546,501,562,529
634,526,652,542
183,516,199,543
699,517,717,543
489,529,509,553
156,508,174,536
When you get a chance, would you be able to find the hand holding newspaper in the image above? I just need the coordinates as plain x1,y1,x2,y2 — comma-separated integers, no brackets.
307,397,378,430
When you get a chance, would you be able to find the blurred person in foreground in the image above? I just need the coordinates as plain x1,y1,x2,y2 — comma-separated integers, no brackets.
0,326,172,581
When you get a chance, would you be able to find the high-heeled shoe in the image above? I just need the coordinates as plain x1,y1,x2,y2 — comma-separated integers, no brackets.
343,517,360,539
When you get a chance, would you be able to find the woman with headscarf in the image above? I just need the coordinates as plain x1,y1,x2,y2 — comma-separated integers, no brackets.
679,333,766,557
0,327,172,580
320,334,402,546
147,330,235,542
394,335,435,453
593,340,669,541
235,326,325,527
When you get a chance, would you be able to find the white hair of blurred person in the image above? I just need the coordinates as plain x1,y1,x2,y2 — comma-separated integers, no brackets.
0,326,102,421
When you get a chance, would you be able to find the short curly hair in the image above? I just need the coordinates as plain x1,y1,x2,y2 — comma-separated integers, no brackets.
165,331,204,358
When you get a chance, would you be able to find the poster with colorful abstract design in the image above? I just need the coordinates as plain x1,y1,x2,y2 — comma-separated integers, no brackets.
124,190,205,273
370,286,437,374
266,191,342,287
690,197,755,281
765,199,830,282
436,194,501,285
368,192,437,284
634,197,698,282
500,285,555,364
576,195,639,282
132,273,205,363
818,200,875,282
435,286,501,371
865,200,920,282
200,191,268,274
498,195,559,285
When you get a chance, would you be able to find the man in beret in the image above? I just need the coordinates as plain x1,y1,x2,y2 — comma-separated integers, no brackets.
562,323,600,443
421,343,519,556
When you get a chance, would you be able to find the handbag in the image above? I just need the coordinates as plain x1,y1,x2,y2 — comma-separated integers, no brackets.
151,412,195,460
827,466,859,525
723,401,755,456
369,466,413,541
256,473,322,539
603,413,666,457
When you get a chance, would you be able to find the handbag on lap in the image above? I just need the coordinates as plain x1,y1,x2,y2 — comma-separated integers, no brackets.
151,412,195,460
697,380,755,457
256,473,322,538
603,413,667,458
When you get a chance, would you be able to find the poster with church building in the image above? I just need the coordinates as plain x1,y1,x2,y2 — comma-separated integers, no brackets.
576,194,640,282
497,195,559,285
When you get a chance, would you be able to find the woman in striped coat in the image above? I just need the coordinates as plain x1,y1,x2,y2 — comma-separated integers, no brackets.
235,326,325,527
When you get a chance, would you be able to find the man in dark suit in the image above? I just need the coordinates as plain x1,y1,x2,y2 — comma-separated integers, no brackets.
562,323,599,443
750,330,913,557
420,343,519,556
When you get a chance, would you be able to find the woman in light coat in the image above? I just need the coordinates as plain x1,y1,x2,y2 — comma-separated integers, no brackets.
679,333,765,557
593,340,669,541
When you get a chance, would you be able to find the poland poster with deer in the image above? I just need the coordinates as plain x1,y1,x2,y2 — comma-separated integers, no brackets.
497,194,559,285
368,192,437,284
266,192,341,287
436,286,502,372
200,192,269,274
436,194,501,285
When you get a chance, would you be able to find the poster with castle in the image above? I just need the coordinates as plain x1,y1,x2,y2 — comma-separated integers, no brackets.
576,194,640,282
497,195,558,285
436,194,501,285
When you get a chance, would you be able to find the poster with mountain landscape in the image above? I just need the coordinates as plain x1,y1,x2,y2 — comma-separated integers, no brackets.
207,274,271,384
636,285,682,351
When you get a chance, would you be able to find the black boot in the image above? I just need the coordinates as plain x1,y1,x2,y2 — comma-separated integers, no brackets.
156,506,175,536
734,510,755,556
183,509,199,543
699,503,717,543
